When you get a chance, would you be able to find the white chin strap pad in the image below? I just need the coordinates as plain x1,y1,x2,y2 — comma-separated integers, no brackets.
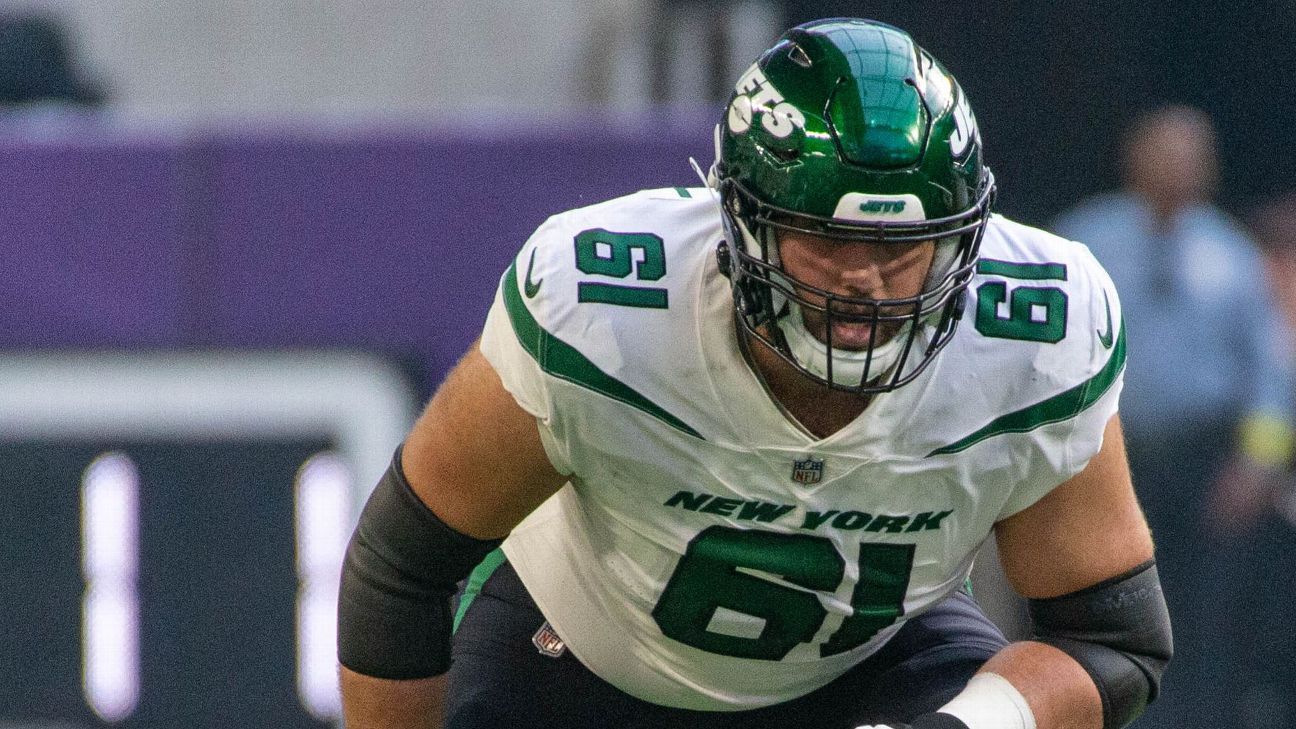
779,301,911,387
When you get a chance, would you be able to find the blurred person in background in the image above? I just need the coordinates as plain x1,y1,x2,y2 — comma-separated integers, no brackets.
0,12,102,109
340,19,1171,729
1053,106,1296,729
582,0,782,107
1215,194,1296,728
647,0,781,103
1252,194,1296,405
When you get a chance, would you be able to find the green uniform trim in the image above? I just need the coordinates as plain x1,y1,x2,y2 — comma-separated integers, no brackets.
674,187,693,198
928,321,1126,456
452,548,507,633
501,259,703,440
976,259,1068,281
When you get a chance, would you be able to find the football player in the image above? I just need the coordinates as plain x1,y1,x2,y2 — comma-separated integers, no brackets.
337,18,1171,729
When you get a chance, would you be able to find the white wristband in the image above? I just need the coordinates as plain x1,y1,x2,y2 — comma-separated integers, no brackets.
935,672,1036,729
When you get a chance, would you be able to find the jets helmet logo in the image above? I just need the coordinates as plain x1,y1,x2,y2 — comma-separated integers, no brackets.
949,92,979,160
859,200,907,215
727,64,806,140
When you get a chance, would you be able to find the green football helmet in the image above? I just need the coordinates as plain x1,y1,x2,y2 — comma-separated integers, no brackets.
713,18,995,393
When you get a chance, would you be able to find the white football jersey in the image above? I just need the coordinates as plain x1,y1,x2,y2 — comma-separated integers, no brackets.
478,187,1124,710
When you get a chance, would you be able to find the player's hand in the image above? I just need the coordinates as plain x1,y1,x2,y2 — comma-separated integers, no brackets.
854,713,969,729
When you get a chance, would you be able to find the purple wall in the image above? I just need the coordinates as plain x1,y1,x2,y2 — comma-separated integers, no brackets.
0,113,715,394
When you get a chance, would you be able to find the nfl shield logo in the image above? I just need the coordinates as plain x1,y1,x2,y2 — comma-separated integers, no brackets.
791,457,825,484
532,621,567,658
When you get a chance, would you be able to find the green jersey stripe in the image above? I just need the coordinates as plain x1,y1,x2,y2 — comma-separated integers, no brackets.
501,260,704,440
928,322,1126,456
976,259,1068,280
452,548,507,633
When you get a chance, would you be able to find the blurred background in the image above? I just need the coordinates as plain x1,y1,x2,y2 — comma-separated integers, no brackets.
1,2,1293,727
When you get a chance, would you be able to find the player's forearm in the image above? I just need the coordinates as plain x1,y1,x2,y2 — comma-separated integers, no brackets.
973,641,1101,729
866,642,1096,729
341,668,445,729
931,561,1171,729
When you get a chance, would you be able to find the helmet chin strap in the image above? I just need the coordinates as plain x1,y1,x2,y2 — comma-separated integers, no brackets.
778,301,913,388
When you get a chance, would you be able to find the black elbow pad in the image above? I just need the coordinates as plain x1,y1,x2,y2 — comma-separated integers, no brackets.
1029,560,1173,729
337,447,502,679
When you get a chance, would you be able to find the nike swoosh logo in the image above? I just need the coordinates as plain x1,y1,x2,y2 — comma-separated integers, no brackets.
1097,289,1113,349
523,249,543,298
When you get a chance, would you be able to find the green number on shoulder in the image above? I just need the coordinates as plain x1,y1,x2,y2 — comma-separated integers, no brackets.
651,526,915,661
974,282,1068,342
973,259,1069,343
573,228,668,309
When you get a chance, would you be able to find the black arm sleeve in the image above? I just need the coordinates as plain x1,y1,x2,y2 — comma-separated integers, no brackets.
337,447,502,679
1028,560,1173,729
